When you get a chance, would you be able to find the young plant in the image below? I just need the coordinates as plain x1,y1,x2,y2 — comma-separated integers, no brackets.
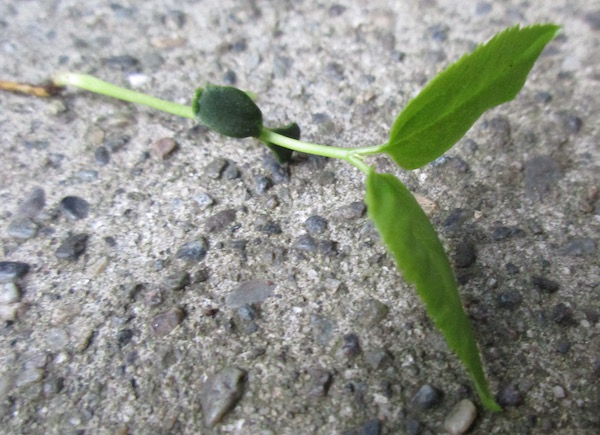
1,24,559,411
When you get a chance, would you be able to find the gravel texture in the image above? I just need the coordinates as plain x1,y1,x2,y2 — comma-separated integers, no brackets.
1,0,600,433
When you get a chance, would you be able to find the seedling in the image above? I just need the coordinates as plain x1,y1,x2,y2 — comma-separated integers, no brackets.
1,24,560,411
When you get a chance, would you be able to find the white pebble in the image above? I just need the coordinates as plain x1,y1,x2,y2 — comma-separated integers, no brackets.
443,399,477,434
553,385,565,399
127,73,149,88
0,283,20,304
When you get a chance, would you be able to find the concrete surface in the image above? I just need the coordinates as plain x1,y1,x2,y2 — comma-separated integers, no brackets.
0,0,599,433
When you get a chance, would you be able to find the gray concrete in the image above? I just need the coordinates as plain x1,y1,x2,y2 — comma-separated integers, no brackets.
0,0,599,433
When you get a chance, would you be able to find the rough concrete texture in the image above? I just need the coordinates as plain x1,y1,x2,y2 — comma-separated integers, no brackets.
0,0,599,433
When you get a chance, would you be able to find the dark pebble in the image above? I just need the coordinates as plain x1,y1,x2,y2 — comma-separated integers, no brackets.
306,367,333,397
556,340,571,354
340,201,366,220
293,234,318,252
262,154,289,184
94,146,110,166
0,261,30,283
319,239,337,255
551,303,572,325
59,196,89,220
176,238,208,262
55,233,88,260
453,241,476,268
524,155,562,201
410,384,441,411
117,329,133,347
361,419,381,435
341,333,361,358
563,113,583,134
17,187,45,217
329,4,346,17
536,91,553,103
150,307,184,336
24,140,49,150
222,69,237,85
259,220,282,235
205,209,236,233
254,176,273,194
7,217,38,239
443,208,470,232
506,262,520,275
497,383,522,407
497,290,522,309
200,367,246,427
429,24,448,42
305,215,328,235
405,418,421,435
532,275,559,293
103,55,140,71
560,237,596,257
236,304,258,322
104,134,130,152
223,161,240,180
161,271,190,291
585,10,600,30
492,226,525,241
152,137,178,159
475,2,492,14
161,9,187,29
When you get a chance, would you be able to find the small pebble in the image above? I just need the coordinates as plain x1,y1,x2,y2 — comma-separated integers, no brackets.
59,196,89,220
45,328,69,352
497,291,522,309
364,349,392,370
443,399,477,434
205,209,236,233
254,176,273,194
410,384,441,411
193,192,214,209
55,233,88,260
453,241,476,268
104,134,130,152
532,275,559,293
205,158,228,179
497,383,522,407
305,215,328,235
293,234,317,252
311,315,336,345
127,73,149,87
200,367,246,427
552,385,565,399
551,303,572,325
0,283,20,304
153,137,178,159
76,169,99,181
17,187,45,217
341,333,361,358
358,298,389,327
259,220,282,235
360,419,381,435
226,280,274,309
161,271,190,291
339,201,366,220
7,217,38,239
176,238,208,262
223,161,240,180
405,418,421,435
0,304,19,321
560,237,596,257
262,154,289,184
0,261,30,282
15,368,43,388
149,307,184,336
94,146,110,166
117,329,134,347
306,367,333,397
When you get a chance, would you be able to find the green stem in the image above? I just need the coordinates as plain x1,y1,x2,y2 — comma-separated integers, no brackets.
53,72,196,119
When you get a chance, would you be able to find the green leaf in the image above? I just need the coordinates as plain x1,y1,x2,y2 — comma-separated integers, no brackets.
192,85,263,138
263,123,300,163
383,24,560,169
365,171,501,411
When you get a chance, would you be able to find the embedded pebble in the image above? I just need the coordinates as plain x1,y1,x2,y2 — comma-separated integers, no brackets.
193,192,214,209
153,137,178,159
560,237,596,257
104,134,130,152
0,304,19,321
223,161,240,180
259,220,282,235
524,155,562,201
306,367,332,397
340,333,361,358
77,169,99,181
293,234,317,252
364,348,392,370
15,368,44,388
7,217,38,239
149,307,184,336
161,271,190,291
405,418,421,435
55,233,88,260
176,238,208,262
127,73,149,87
94,146,110,166
453,241,476,268
0,261,30,282
497,383,522,407
45,327,69,351
254,176,273,194
17,187,45,217
59,196,90,220
305,215,328,235
103,54,140,71
410,384,441,411
443,399,477,434
205,209,236,233
262,153,289,184
0,283,20,304
532,275,559,293
205,158,228,179
497,290,522,309
226,280,274,309
117,329,133,347
553,385,565,399
200,367,246,427
339,201,366,220
311,315,336,345
552,303,572,325
358,298,389,327
485,116,512,147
